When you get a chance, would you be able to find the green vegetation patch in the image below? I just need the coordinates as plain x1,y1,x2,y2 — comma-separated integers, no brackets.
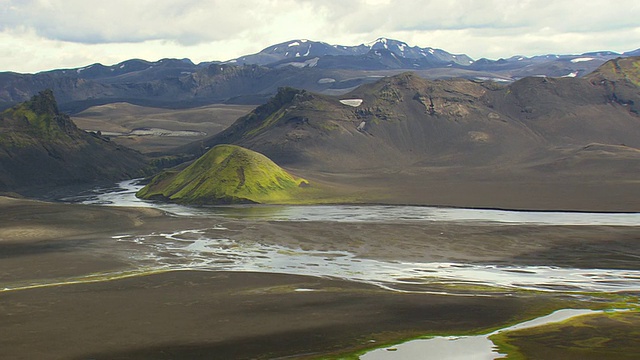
137,144,311,204
490,310,640,360
0,89,68,141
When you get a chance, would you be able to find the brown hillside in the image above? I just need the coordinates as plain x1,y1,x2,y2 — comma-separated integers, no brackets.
174,61,640,210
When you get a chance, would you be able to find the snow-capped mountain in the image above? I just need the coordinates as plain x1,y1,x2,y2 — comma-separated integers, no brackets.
226,37,473,67
364,38,474,65
1,37,638,113
228,39,347,65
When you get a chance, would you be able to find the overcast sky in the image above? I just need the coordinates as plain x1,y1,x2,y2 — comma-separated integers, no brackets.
1,0,639,73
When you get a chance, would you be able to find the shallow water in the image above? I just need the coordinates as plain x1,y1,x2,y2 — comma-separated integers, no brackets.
51,179,640,358
54,179,640,294
111,228,640,294
65,179,640,226
361,309,599,360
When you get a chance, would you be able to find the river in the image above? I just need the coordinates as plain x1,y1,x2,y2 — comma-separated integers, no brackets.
68,179,640,225
61,179,640,359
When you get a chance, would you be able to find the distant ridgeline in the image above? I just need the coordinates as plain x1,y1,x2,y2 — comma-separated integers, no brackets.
1,38,639,112
173,58,640,175
2,56,639,204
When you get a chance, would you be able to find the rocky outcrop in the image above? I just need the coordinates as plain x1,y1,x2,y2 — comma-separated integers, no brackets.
0,90,150,195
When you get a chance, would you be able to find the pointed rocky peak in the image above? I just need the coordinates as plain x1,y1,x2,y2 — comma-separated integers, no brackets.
270,87,313,108
26,89,59,116
0,89,79,138
228,86,314,137
366,38,411,55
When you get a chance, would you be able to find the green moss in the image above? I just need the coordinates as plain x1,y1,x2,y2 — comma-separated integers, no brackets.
312,120,341,132
490,310,640,360
0,90,66,140
317,291,639,360
245,107,287,136
137,144,310,204
590,58,640,87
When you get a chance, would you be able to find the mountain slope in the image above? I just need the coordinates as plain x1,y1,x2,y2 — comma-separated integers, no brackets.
170,59,640,210
137,144,308,204
0,90,149,194
585,56,640,114
182,67,640,171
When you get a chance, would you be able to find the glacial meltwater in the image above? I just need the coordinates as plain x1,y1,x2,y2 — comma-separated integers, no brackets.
59,179,640,294
68,179,640,226
59,179,640,359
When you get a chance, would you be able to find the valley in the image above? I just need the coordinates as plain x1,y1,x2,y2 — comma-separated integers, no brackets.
0,43,639,359
72,102,255,153
1,185,639,359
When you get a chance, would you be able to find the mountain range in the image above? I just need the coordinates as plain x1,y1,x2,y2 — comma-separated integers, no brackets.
177,56,640,168
0,39,640,210
165,56,640,209
1,38,638,113
226,38,474,67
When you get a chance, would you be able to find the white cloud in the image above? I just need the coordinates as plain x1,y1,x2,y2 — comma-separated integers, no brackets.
1,0,639,73
1,0,258,44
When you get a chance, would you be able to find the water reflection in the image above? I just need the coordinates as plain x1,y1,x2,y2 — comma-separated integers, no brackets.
64,179,640,226
361,309,599,360
112,228,640,294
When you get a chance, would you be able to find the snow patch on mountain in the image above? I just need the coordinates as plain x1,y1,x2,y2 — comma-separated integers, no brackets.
281,57,319,68
562,71,579,78
317,78,336,84
340,99,363,107
571,57,595,63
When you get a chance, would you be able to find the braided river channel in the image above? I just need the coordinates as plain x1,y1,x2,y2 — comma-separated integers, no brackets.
60,179,640,359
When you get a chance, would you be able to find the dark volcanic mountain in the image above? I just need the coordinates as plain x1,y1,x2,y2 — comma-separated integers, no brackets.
173,58,640,210
1,38,636,114
180,58,640,169
0,90,149,195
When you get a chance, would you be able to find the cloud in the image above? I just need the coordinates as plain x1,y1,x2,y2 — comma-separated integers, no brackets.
1,0,266,44
3,0,638,45
315,0,640,32
1,0,639,73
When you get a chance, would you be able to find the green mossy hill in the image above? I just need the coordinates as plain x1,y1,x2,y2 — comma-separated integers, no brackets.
137,144,309,204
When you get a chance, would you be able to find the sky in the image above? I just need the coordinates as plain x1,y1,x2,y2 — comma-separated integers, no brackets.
1,0,639,73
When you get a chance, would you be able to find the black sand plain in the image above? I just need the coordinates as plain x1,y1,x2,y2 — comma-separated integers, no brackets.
1,196,639,359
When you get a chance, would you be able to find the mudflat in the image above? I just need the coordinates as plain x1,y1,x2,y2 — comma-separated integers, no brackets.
1,197,639,359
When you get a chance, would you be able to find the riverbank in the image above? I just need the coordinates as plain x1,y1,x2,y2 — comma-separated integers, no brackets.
1,196,639,359
0,270,578,360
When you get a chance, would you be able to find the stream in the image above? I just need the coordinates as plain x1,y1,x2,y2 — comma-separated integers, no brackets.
58,179,640,294
62,179,640,359
67,179,640,225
